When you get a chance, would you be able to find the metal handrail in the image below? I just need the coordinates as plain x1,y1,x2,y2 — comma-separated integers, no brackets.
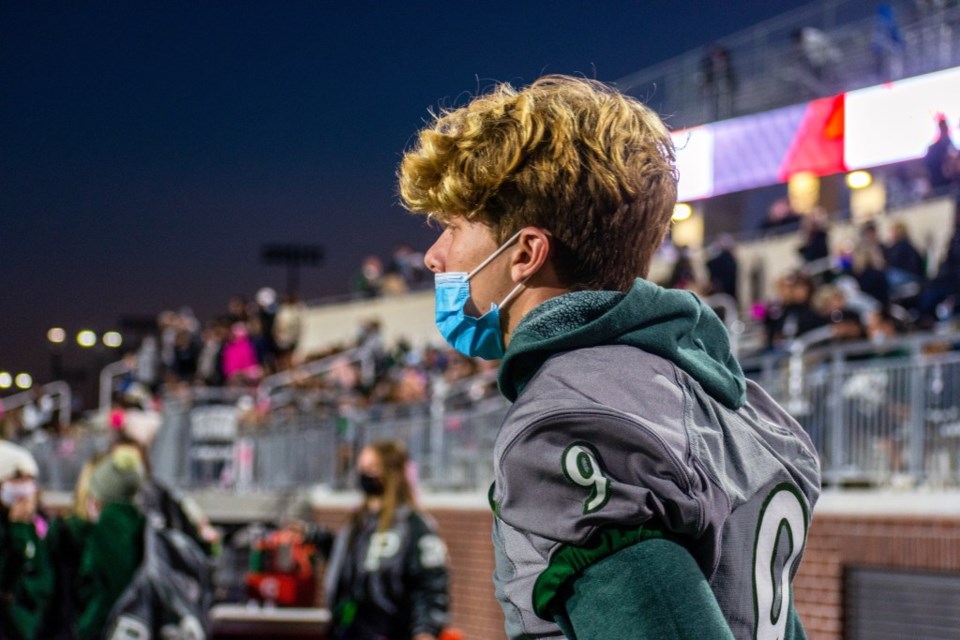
256,348,367,406
0,381,72,428
99,358,132,416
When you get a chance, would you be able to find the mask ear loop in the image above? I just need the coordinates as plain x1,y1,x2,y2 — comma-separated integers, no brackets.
498,278,527,310
466,229,525,280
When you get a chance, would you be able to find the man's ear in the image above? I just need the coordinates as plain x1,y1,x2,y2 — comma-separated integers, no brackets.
510,228,552,283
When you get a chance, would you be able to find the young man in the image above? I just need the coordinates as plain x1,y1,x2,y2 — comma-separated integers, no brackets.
399,76,821,639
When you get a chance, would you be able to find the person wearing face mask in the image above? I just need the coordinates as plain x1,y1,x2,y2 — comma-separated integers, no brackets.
399,76,820,640
0,440,53,640
322,440,449,640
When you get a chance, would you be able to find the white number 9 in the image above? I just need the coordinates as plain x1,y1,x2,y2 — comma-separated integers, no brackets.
561,442,610,514
752,484,808,640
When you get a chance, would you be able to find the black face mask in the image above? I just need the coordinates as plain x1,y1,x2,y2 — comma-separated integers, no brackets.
358,473,384,496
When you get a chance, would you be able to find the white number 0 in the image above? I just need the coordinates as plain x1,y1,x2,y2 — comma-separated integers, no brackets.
561,442,610,514
752,484,808,640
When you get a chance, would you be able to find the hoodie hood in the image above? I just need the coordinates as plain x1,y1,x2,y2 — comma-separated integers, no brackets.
498,278,746,409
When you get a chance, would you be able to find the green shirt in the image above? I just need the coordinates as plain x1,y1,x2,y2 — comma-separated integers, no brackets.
76,502,145,640
0,519,54,640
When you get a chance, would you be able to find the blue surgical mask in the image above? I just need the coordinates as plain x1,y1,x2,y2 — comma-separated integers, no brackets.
434,230,525,360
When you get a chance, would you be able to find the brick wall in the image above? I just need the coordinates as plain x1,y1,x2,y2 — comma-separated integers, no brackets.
310,504,960,640
796,514,960,640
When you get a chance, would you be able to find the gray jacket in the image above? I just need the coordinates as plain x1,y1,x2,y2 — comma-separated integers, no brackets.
491,345,821,639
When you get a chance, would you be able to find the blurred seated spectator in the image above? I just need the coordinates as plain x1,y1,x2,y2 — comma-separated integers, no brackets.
668,245,699,290
381,269,409,295
255,287,279,370
763,271,826,349
196,320,228,386
706,235,738,302
221,322,263,386
924,115,956,194
444,352,479,384
226,295,249,325
389,243,428,287
850,222,891,308
273,293,304,371
918,216,960,326
884,221,926,298
354,255,384,298
169,326,201,384
797,207,830,264
811,284,867,342
864,308,909,356
760,197,802,235
248,315,276,375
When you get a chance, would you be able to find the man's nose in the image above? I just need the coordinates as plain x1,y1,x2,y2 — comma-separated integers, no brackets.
424,241,444,274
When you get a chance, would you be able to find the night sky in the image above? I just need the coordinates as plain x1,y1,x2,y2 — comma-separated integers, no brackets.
1,1,803,387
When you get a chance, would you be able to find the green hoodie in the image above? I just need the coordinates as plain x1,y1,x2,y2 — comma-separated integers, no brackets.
499,277,746,409
0,518,54,640
495,278,760,640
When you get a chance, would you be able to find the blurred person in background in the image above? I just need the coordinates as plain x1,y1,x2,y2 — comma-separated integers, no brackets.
226,295,249,325
255,287,279,368
196,319,228,386
884,221,926,306
925,115,956,193
872,2,904,81
797,207,830,264
918,214,960,326
760,196,802,235
706,234,739,302
75,448,146,640
0,441,53,640
44,453,103,640
697,43,736,121
764,271,826,349
850,222,890,308
354,255,385,298
667,244,699,291
111,420,219,556
221,322,263,386
274,293,304,371
811,284,867,343
316,440,449,640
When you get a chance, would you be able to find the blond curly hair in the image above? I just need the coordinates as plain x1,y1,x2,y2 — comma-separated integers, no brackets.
398,75,677,290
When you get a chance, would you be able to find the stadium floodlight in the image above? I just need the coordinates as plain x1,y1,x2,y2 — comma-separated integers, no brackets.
846,170,872,190
0,372,11,389
672,203,693,222
14,373,32,390
77,330,97,348
47,327,66,344
103,331,123,348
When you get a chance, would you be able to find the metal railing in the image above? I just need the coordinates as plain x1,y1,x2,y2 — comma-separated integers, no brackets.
615,0,960,128
0,380,72,428
30,325,960,496
742,329,960,486
148,367,508,493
